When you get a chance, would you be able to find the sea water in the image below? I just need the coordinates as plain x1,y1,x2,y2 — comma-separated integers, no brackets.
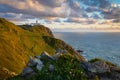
54,32,120,66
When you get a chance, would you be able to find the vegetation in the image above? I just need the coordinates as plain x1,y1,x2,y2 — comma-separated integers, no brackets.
0,18,85,79
89,58,117,66
9,54,86,80
1,18,119,80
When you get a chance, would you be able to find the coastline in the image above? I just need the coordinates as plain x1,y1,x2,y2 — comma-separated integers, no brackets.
52,29,120,33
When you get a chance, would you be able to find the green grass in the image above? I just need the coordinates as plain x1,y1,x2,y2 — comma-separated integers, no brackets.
89,58,117,66
9,54,86,80
0,18,85,79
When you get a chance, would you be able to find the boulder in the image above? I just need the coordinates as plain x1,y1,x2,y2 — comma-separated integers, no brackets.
80,62,95,78
62,50,68,54
21,67,35,77
49,64,54,72
56,48,67,54
36,64,44,71
53,52,62,60
35,55,41,59
27,56,37,66
41,51,55,60
81,62,93,72
91,61,110,73
34,58,44,71
56,48,62,54
81,61,110,73
27,56,44,71
110,66,120,72
53,48,68,60
76,50,84,53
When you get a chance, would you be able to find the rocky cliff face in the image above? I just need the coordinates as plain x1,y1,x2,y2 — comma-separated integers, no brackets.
0,18,85,79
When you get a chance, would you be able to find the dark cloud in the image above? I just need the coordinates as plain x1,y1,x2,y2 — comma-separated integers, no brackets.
112,19,120,23
86,20,97,24
54,19,61,22
102,7,120,19
67,0,87,18
113,19,120,23
0,0,67,18
90,13,101,19
68,0,81,12
64,18,81,23
0,4,21,13
37,0,65,8
0,12,35,22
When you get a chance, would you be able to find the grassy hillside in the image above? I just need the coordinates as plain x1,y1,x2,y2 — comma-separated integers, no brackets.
0,18,85,79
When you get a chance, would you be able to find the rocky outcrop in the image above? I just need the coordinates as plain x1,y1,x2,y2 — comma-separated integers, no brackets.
21,67,35,77
49,64,54,72
43,36,86,61
81,60,120,80
0,67,17,79
21,56,44,77
41,51,55,60
20,48,67,78
0,18,86,79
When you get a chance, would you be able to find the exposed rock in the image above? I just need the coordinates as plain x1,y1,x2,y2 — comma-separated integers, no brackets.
56,48,62,54
100,78,112,80
21,67,35,77
0,67,17,79
27,56,44,71
91,61,110,73
27,56,37,66
62,50,68,54
80,62,95,78
34,58,44,71
36,64,44,71
35,55,41,59
53,52,62,60
42,36,86,61
110,66,120,72
81,62,92,72
53,48,68,60
81,61,120,80
81,61,110,73
76,50,84,53
41,51,55,60
56,48,68,54
49,64,54,72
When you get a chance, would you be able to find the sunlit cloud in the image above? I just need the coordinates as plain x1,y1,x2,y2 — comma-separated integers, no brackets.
0,0,120,30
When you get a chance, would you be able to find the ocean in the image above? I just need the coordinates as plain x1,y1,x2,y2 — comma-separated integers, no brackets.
54,32,120,66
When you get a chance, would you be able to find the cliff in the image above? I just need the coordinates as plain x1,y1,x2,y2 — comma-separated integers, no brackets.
0,18,85,79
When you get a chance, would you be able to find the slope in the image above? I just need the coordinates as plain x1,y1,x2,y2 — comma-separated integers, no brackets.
0,18,85,79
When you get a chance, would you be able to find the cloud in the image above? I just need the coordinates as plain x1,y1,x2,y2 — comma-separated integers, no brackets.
37,0,66,8
0,0,119,24
102,7,120,19
54,19,61,22
65,18,82,23
67,0,88,18
0,12,34,22
90,13,101,19
0,0,68,18
65,17,97,24
44,19,53,24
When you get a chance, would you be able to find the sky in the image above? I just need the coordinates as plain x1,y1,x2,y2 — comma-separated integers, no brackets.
0,0,120,31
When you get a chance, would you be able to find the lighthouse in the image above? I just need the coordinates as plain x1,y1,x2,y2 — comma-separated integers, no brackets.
36,20,38,24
